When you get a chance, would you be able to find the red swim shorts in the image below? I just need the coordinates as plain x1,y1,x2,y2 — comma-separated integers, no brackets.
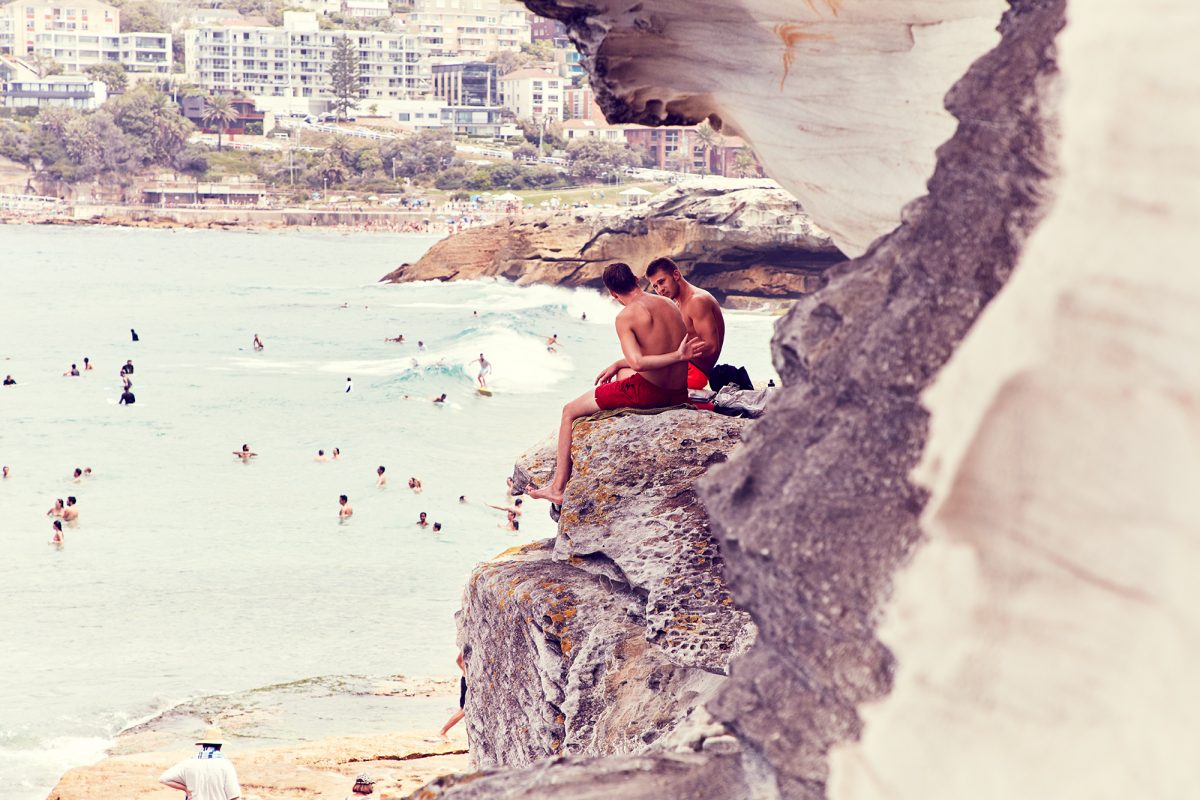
594,372,688,411
687,363,709,390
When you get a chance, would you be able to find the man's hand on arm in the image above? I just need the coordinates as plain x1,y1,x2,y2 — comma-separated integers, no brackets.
595,359,627,385
677,334,707,364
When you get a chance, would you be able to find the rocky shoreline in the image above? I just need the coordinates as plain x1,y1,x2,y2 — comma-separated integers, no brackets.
380,178,845,309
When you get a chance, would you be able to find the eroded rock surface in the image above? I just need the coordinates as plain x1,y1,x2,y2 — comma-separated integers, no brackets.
522,0,1007,257
381,179,841,307
460,410,754,770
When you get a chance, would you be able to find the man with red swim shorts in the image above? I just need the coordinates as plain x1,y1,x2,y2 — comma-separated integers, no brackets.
644,257,725,390
528,262,705,509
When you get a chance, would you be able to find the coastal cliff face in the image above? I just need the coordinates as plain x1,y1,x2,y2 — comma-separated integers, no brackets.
458,410,755,770
380,179,842,307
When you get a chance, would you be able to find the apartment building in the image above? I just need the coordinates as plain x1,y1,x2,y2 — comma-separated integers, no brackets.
561,118,627,143
497,67,560,121
0,0,170,74
430,60,495,106
407,0,529,61
1,73,107,109
185,12,425,113
341,0,389,19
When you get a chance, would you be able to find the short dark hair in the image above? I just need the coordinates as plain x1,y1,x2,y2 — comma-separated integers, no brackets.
645,257,680,278
339,494,348,502
513,519,520,530
603,262,638,294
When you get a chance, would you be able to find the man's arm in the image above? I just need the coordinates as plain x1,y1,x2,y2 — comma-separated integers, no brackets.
595,357,629,385
616,315,706,372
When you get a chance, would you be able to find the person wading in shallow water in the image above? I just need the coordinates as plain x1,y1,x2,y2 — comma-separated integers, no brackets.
528,262,704,511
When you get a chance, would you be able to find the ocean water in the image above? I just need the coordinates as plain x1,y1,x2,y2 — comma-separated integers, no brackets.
0,224,778,799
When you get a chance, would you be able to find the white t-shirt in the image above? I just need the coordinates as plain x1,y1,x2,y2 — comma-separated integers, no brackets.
160,755,241,800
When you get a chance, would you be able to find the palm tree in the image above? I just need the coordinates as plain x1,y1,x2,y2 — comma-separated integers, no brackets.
733,149,758,178
692,121,722,176
201,96,239,151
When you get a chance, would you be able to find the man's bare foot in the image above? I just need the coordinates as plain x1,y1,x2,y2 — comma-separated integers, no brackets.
527,484,564,505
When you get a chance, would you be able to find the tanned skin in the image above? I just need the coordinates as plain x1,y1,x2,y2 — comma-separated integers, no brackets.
646,263,725,378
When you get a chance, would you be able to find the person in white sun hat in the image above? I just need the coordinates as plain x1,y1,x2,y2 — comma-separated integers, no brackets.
158,724,242,800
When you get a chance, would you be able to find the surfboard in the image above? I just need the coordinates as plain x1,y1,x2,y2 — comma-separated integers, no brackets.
477,387,493,396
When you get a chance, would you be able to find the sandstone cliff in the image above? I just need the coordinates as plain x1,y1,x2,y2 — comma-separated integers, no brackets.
420,0,1200,798
457,410,755,771
380,179,842,307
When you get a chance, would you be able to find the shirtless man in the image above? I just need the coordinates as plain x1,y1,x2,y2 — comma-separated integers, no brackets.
376,465,387,486
385,334,405,343
64,363,80,377
73,468,83,483
487,498,523,518
645,257,725,390
528,262,704,508
253,334,264,351
62,497,79,523
234,444,257,461
339,494,353,519
417,511,429,528
545,334,560,353
315,449,329,462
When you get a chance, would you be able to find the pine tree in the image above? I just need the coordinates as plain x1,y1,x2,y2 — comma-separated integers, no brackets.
328,35,362,122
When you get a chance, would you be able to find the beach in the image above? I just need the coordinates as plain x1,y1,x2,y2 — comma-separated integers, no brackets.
0,224,778,798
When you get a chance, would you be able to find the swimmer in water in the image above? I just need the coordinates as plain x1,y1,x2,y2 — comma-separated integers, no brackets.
121,360,134,375
376,465,387,486
339,494,353,519
234,444,257,461
315,449,329,462
477,354,491,388
253,334,264,351
345,377,353,393
433,522,442,532
62,496,79,523
64,363,80,377
408,477,422,493
119,388,136,405
385,334,405,343
50,519,64,546
416,512,429,528
2,466,9,479
417,341,426,352
488,498,523,518
73,468,83,483
2,375,14,385
545,334,560,353
47,498,64,517
332,448,341,460
499,511,519,532
433,393,447,404
83,357,93,371
84,467,92,477
121,372,132,390
581,312,587,321
458,495,467,504
131,328,139,342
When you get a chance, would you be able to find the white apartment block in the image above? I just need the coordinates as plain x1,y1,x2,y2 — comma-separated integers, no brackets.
341,0,389,19
0,0,170,74
185,12,425,110
408,0,529,61
497,67,561,122
1,73,106,109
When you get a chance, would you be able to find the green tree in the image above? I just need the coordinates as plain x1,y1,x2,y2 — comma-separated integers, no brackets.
201,95,239,151
30,54,63,78
733,148,757,178
355,147,382,176
120,1,166,33
565,138,639,181
328,35,362,121
692,121,722,176
107,85,192,164
85,63,128,94
513,142,538,162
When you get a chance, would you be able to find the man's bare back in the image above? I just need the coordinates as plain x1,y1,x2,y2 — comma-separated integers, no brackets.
616,293,689,390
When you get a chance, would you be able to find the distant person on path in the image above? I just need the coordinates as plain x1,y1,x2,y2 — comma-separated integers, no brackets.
345,377,353,393
233,444,257,461
47,498,64,518
158,726,242,800
119,388,136,405
645,257,726,390
438,652,467,740
528,263,703,509
252,334,264,352
64,363,80,377
50,520,64,546
131,328,139,342
339,495,353,519
62,496,78,523
83,357,93,371
376,466,387,487
2,375,14,385
477,354,491,388
121,360,135,376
